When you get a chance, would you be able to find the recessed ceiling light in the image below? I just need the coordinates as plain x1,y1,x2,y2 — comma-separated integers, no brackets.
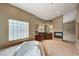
57,11,60,14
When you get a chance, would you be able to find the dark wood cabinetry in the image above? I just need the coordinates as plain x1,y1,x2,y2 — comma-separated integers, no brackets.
46,33,52,39
35,34,45,41
35,33,52,41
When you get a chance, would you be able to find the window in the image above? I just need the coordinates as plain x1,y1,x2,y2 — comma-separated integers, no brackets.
9,19,29,41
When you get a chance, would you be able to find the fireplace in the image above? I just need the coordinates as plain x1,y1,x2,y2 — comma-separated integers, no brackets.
54,32,63,38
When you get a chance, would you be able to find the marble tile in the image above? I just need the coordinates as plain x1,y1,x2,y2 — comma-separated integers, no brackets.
41,39,79,56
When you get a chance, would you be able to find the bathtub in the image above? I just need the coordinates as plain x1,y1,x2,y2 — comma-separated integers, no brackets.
9,41,45,56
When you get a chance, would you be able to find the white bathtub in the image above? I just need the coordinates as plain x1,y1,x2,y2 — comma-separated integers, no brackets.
0,41,45,56
10,41,44,56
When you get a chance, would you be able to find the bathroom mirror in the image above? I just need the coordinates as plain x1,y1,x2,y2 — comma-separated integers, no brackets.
35,23,53,34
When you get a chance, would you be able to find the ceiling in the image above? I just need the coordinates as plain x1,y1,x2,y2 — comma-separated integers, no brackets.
10,3,77,21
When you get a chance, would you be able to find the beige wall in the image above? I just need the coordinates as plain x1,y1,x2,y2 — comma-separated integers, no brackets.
0,3,46,49
76,5,79,48
76,6,79,23
53,16,63,32
51,16,63,39
63,21,76,43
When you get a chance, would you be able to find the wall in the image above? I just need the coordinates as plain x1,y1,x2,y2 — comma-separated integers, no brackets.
63,21,76,43
63,10,76,43
53,16,63,32
76,5,79,48
52,16,63,39
0,3,45,49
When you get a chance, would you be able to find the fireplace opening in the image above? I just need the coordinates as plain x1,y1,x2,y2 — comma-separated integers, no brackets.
54,32,63,38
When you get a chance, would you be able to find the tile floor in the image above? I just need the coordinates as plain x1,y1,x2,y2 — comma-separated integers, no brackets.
41,39,79,56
